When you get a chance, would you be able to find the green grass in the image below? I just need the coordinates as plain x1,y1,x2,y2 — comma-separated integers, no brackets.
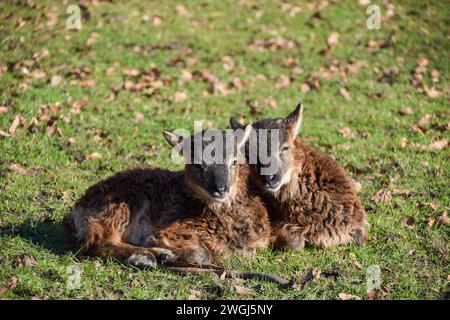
0,0,449,300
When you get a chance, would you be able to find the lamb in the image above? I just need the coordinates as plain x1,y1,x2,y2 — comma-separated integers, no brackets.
62,126,271,267
230,103,368,249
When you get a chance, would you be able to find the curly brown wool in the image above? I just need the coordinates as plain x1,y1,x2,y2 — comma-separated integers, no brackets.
266,138,368,249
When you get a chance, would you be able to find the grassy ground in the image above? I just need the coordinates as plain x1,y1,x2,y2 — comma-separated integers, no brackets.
0,0,449,300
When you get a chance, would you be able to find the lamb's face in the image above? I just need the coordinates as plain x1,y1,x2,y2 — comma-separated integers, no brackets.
163,127,251,202
230,103,303,194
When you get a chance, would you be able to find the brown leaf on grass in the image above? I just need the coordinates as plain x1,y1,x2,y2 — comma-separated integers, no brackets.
9,115,20,135
367,285,389,300
284,57,298,68
399,138,408,148
50,75,62,86
45,125,63,137
337,127,352,138
327,32,340,47
85,152,102,160
249,37,296,51
298,267,322,289
173,91,187,102
86,32,99,47
0,106,9,114
0,277,18,295
264,97,278,109
300,83,310,93
79,79,96,88
339,87,351,100
135,112,144,122
176,4,189,15
14,253,37,267
437,211,450,226
152,15,162,26
221,55,235,72
427,216,436,228
233,285,256,297
123,69,140,77
10,164,44,175
188,289,202,300
231,77,244,90
219,271,227,281
399,107,413,115
371,189,392,203
426,138,448,150
401,216,416,230
424,86,440,98
275,74,291,88
180,69,193,82
339,292,361,300
0,130,11,137
71,99,89,114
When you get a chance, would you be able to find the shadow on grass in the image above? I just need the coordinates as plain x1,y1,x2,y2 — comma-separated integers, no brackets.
1,219,73,256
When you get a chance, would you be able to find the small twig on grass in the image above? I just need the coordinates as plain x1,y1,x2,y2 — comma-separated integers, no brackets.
159,262,294,289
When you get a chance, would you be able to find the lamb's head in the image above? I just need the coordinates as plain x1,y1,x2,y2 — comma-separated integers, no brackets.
230,103,303,194
163,125,252,203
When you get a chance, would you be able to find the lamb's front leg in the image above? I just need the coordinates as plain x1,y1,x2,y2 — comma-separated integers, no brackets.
144,222,214,265
270,221,306,250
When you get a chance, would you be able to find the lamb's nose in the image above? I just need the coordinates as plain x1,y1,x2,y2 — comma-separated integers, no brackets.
212,186,227,199
264,175,281,189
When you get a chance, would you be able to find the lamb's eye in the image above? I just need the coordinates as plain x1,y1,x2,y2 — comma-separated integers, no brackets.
231,159,237,166
281,145,290,153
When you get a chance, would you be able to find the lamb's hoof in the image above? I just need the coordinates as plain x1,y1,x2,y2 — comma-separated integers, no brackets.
186,247,211,265
156,250,176,264
127,253,157,268
287,234,305,250
351,229,367,245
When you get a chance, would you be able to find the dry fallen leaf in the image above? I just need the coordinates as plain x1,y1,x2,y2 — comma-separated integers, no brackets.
152,15,162,26
85,152,102,160
399,107,413,115
0,277,18,295
50,75,62,86
338,292,361,300
9,115,20,135
79,79,96,88
437,211,449,226
0,106,9,114
0,129,11,137
275,74,291,88
339,87,351,100
10,163,44,175
176,4,189,15
418,113,432,126
371,189,392,203
367,285,389,300
327,32,340,47
14,253,37,267
337,127,352,138
173,91,187,102
424,86,440,98
426,138,448,150
233,285,256,297
188,289,202,300
401,215,416,230
71,99,89,114
135,112,144,122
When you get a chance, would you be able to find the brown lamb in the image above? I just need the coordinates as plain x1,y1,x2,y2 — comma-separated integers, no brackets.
230,103,368,249
62,127,271,267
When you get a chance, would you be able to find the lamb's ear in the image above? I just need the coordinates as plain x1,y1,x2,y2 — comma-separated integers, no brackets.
230,116,245,130
162,130,183,148
285,102,304,137
236,123,253,149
